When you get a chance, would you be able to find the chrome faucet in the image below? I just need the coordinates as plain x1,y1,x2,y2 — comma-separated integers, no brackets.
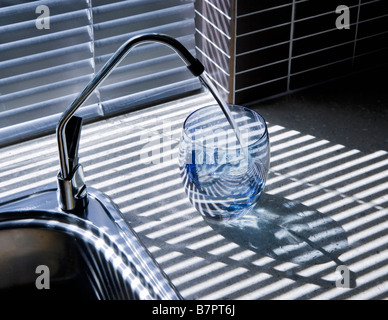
56,34,208,212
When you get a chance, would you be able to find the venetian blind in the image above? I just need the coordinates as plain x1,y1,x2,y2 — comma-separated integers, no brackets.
0,0,199,147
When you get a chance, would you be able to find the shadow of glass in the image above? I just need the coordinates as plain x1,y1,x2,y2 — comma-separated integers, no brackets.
204,193,350,267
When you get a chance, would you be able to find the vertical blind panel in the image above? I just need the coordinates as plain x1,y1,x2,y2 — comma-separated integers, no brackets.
0,0,97,138
92,0,200,114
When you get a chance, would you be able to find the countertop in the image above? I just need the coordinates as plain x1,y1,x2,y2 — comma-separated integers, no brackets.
0,86,387,299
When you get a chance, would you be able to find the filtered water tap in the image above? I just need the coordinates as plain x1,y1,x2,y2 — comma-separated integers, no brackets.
56,34,205,212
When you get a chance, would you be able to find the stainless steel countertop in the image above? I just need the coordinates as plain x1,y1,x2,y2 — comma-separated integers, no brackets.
1,91,387,299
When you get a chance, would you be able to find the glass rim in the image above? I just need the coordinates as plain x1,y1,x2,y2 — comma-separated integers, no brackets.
182,104,268,150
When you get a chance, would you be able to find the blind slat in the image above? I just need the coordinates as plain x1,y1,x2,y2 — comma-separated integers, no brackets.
0,60,94,96
0,93,100,128
0,9,91,45
0,26,93,62
0,74,95,111
0,43,93,78
0,0,90,25
93,4,194,40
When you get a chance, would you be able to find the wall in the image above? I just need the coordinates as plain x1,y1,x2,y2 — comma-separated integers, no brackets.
195,0,388,105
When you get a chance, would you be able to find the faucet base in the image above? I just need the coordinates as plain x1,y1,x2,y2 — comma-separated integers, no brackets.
57,164,88,213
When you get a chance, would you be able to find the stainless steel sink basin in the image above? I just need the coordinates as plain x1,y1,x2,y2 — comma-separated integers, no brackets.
0,185,181,300
0,226,99,299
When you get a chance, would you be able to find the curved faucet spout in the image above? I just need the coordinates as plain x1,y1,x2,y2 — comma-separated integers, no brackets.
57,34,204,182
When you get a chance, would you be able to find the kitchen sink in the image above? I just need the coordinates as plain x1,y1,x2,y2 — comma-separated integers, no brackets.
0,185,181,300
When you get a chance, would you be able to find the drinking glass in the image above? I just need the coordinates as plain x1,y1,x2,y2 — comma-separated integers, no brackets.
178,104,270,221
